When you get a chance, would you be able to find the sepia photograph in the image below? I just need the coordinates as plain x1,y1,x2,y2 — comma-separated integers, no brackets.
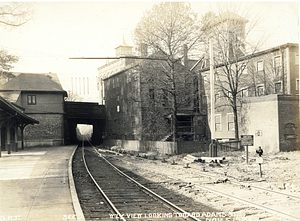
0,1,299,221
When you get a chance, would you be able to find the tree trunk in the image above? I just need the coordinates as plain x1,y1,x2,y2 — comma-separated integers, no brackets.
171,63,177,142
233,96,239,140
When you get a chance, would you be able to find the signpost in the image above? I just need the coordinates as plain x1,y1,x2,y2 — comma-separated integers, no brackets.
256,157,263,177
240,135,254,164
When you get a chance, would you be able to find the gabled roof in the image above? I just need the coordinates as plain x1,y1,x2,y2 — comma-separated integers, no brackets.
0,73,66,95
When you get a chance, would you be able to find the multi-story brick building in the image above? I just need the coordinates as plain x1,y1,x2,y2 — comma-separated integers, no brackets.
98,42,206,142
0,72,67,147
201,43,299,152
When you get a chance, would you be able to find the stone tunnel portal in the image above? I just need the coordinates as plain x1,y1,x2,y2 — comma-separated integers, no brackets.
64,102,106,145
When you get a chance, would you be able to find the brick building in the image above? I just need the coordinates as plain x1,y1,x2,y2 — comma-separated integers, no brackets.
0,72,67,147
202,43,299,152
98,42,206,142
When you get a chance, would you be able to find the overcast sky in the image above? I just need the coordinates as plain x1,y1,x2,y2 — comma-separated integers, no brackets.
0,1,298,91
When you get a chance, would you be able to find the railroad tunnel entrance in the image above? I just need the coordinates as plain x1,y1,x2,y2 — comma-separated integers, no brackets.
64,101,106,145
76,124,93,141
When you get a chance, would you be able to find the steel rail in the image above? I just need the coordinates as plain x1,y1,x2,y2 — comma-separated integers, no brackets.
231,180,300,200
81,144,127,221
85,138,299,220
166,174,300,221
91,146,202,221
193,183,300,221
192,169,300,200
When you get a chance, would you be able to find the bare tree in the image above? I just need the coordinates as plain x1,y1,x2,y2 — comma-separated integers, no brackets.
133,2,204,141
0,2,33,80
130,55,202,141
0,2,33,27
202,3,267,140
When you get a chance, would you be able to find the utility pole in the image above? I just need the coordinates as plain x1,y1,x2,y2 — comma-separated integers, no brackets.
210,39,215,141
209,38,217,157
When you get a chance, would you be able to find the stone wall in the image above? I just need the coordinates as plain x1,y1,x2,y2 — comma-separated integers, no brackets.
106,139,178,155
106,139,209,155
24,114,64,147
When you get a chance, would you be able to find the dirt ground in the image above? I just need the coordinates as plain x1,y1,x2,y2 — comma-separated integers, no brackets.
102,147,300,195
97,145,300,220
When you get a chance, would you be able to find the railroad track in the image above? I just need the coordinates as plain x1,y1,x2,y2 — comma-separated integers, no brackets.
72,142,221,221
104,150,300,221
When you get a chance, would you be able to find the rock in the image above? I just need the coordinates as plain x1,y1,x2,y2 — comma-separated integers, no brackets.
111,146,121,151
277,182,285,190
213,178,229,184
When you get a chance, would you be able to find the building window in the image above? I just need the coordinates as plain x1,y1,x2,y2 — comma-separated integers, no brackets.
128,101,132,112
131,116,135,127
127,73,131,83
112,79,115,88
116,77,119,87
257,61,264,72
273,56,281,68
274,56,282,77
227,113,234,131
226,91,232,101
215,114,221,131
296,79,299,91
214,72,220,81
117,105,120,113
215,92,221,103
257,85,264,96
284,123,296,139
149,88,154,100
241,88,248,98
296,53,299,65
275,82,282,94
27,95,36,105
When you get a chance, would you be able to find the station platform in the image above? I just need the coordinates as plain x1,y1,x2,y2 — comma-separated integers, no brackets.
0,145,82,221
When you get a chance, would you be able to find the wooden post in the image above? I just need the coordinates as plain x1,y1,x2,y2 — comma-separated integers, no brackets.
246,145,249,164
19,124,26,150
259,163,262,177
14,124,18,152
7,126,11,154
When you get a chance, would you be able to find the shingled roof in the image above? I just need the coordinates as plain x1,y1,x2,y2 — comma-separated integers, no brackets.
0,73,66,95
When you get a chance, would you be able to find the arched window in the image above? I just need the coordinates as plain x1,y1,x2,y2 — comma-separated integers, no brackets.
284,123,296,139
